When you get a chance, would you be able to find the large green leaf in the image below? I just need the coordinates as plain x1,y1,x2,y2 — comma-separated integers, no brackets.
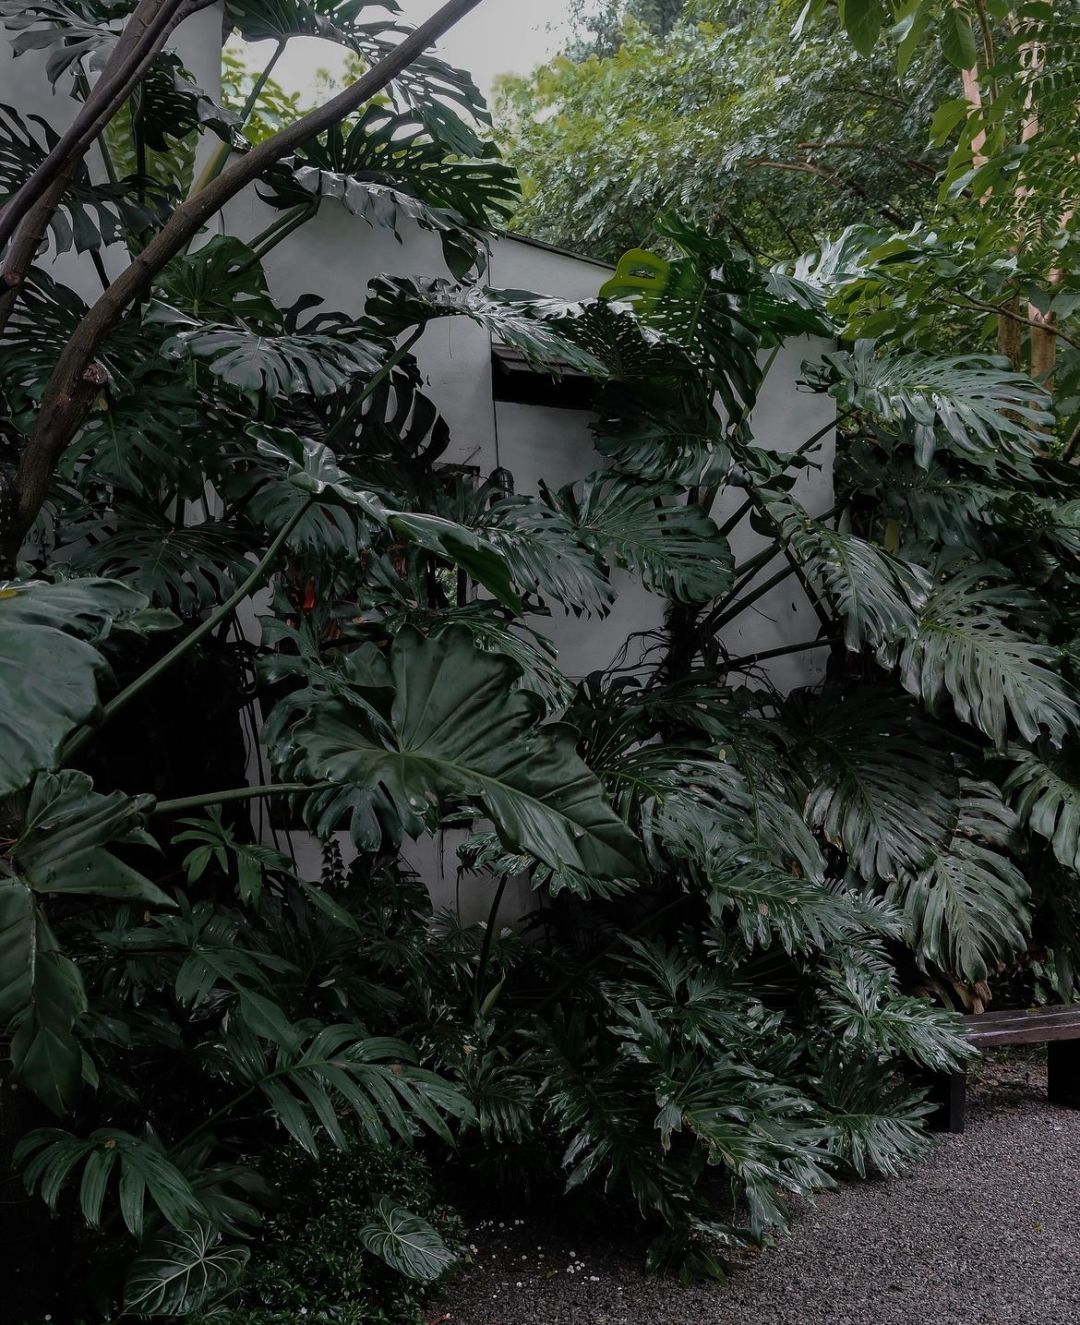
599,230,763,418
262,106,517,278
276,626,646,880
366,276,608,375
886,780,1029,984
797,688,958,884
545,473,734,603
124,1224,249,1316
152,305,382,398
817,341,1053,466
2,900,85,1114
359,1197,456,1282
12,771,169,906
1003,744,1080,873
784,511,931,653
17,1127,206,1237
892,563,1080,746
248,428,522,611
477,495,614,616
1,773,167,1111
0,578,148,794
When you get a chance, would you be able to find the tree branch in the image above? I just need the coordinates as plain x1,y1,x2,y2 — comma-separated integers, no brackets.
4,0,487,561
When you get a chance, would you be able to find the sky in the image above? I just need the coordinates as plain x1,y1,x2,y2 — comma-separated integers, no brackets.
249,0,577,106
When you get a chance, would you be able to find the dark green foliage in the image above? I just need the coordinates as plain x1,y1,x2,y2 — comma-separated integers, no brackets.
2,5,1079,1319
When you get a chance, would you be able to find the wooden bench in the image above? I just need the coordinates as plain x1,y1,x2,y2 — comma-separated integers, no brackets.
931,1005,1080,1133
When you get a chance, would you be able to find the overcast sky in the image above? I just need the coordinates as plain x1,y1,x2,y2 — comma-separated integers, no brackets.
252,0,576,105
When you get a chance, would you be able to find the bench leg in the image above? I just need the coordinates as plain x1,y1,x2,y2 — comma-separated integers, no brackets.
1048,1040,1080,1109
928,1070,966,1134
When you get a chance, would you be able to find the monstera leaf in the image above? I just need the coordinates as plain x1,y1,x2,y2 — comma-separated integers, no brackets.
151,304,382,398
892,563,1080,747
1003,744,1080,873
0,578,148,794
544,473,734,603
262,106,517,278
275,626,646,880
783,511,931,654
599,221,767,418
815,341,1053,465
0,102,166,253
477,495,615,616
249,428,521,611
366,276,608,374
360,1198,456,1282
796,688,958,884
887,780,1029,984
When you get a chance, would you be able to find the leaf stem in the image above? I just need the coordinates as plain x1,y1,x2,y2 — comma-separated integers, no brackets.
152,781,339,815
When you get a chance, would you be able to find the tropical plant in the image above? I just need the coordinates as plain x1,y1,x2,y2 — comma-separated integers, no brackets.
1,0,1076,1320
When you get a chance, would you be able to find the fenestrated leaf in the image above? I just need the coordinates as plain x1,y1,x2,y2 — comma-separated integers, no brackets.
275,626,646,880
707,855,904,954
124,1223,249,1316
152,305,382,398
795,688,958,884
783,510,931,653
599,229,763,418
544,473,734,603
366,276,608,375
892,563,1080,747
477,494,615,616
1003,743,1080,874
816,341,1052,466
360,1197,456,1283
593,412,733,488
886,780,1029,983
0,578,149,794
261,105,517,279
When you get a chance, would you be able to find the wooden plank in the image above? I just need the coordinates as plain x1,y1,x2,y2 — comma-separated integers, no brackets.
968,1020,1080,1046
967,1006,1080,1028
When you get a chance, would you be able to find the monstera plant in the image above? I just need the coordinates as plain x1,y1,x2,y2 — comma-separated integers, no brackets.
1,1,1078,1321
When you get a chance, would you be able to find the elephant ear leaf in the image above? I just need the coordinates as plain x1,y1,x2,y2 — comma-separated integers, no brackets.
275,626,646,881
0,578,148,795
360,1197,456,1282
124,1223,250,1316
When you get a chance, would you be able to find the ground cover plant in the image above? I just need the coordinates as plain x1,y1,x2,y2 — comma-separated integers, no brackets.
2,1,1080,1320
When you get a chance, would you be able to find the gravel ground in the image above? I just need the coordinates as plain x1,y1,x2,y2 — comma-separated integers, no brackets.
436,1055,1080,1325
